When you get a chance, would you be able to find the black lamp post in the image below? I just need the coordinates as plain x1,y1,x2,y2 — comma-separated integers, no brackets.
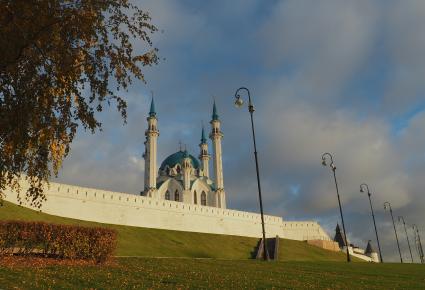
360,183,383,263
234,87,269,261
321,153,351,262
398,216,413,263
384,202,403,263
412,225,424,264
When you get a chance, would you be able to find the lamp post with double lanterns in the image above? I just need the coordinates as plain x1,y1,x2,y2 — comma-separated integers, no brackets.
360,183,383,263
398,216,413,263
321,153,351,262
234,87,269,261
384,202,403,263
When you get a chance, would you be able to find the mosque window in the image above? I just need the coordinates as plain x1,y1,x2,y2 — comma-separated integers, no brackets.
165,191,170,200
176,165,181,174
194,191,197,204
201,191,207,206
175,190,180,202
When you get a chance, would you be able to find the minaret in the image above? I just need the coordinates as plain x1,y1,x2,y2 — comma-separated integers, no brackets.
143,97,159,197
182,150,192,191
209,101,226,208
199,126,210,178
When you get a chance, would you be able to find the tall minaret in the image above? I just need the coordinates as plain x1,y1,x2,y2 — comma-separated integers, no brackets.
209,101,226,208
182,150,192,191
199,126,210,178
143,97,159,197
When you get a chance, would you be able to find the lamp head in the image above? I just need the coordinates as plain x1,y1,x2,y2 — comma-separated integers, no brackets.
321,158,327,166
234,95,244,108
360,186,364,193
330,163,336,170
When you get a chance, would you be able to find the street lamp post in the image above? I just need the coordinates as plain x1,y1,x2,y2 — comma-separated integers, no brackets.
412,225,424,264
384,202,403,263
360,184,383,263
321,153,351,262
398,216,413,263
234,87,269,261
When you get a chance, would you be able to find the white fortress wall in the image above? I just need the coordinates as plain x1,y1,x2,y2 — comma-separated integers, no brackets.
3,180,330,241
281,221,332,241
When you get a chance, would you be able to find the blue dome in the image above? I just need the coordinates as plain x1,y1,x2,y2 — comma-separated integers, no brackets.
160,151,200,170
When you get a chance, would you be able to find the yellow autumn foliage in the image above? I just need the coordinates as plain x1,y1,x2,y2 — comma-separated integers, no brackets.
0,0,159,207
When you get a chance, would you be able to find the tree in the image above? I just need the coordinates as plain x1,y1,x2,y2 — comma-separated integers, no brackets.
0,0,159,207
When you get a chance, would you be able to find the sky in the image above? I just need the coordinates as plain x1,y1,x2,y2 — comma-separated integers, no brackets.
56,0,425,262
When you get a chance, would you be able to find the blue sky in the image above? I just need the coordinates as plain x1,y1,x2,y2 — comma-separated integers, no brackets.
56,0,425,262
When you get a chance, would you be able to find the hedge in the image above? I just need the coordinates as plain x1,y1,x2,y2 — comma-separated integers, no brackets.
0,221,117,263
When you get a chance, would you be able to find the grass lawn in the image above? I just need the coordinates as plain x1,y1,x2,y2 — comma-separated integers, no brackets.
0,257,424,289
0,201,350,261
1,201,424,289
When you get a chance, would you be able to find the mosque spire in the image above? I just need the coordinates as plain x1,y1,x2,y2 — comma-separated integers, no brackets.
201,124,207,144
149,93,156,117
209,99,225,208
199,123,210,180
144,92,159,198
212,100,219,121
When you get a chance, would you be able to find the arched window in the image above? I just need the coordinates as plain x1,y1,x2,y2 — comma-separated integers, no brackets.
165,191,170,200
201,191,207,206
176,165,181,174
175,190,180,202
194,191,197,204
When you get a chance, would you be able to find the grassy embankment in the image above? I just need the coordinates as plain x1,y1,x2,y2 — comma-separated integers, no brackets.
0,200,348,261
1,258,424,289
1,201,424,289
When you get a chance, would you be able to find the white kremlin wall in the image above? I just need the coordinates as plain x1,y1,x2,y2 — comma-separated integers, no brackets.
4,180,331,241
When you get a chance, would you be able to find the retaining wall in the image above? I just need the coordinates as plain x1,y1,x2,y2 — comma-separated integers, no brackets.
4,180,331,240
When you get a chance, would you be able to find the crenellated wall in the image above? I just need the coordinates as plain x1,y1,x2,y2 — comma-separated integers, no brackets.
281,221,333,241
3,180,331,241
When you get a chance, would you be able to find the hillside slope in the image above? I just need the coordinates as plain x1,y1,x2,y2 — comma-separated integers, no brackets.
0,201,351,261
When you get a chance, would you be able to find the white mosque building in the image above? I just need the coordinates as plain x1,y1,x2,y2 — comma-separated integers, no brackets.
141,98,226,209
4,98,333,243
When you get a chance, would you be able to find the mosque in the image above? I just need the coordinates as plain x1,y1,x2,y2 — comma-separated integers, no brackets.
141,98,226,209
2,98,381,261
3,97,334,246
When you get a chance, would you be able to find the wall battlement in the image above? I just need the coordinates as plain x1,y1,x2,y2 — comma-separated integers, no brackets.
4,180,330,241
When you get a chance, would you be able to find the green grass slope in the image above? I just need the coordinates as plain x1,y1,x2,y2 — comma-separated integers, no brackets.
1,258,424,289
1,200,350,261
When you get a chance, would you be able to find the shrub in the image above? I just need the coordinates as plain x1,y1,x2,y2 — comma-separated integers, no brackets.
0,221,117,263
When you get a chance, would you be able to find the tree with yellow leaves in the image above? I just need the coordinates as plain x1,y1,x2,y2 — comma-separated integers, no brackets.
0,0,159,207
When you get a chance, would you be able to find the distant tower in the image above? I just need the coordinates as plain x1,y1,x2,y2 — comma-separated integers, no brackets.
209,101,226,208
199,126,210,178
365,240,380,262
143,97,159,197
334,223,348,249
